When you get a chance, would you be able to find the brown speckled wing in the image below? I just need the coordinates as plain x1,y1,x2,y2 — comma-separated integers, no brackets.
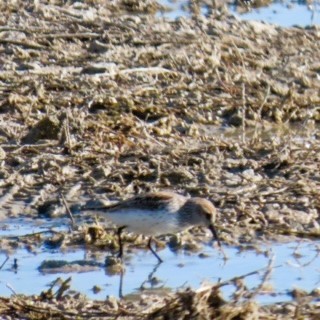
103,192,182,212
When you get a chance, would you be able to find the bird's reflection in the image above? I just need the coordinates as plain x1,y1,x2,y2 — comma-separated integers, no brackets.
118,262,163,299
139,262,163,290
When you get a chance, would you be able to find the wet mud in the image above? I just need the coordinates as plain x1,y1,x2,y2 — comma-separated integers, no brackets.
0,0,319,318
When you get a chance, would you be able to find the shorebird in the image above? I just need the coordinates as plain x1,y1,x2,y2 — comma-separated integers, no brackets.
84,191,221,263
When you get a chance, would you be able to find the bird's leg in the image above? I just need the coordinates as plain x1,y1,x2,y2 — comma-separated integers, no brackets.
139,260,162,289
147,237,163,263
119,268,124,299
117,226,126,259
209,223,227,260
209,223,221,247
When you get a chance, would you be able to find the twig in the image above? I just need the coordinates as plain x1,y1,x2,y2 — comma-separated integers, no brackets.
0,185,21,207
257,84,270,120
1,142,58,151
3,229,62,240
6,283,17,295
55,277,72,299
213,264,281,290
241,83,246,144
292,241,320,268
0,27,32,34
0,39,45,50
36,32,100,40
63,113,73,154
133,115,166,147
59,192,75,228
253,84,270,141
119,67,177,75
247,252,275,299
0,256,9,270
150,264,282,317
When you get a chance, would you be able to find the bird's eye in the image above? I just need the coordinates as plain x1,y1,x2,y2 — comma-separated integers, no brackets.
205,213,211,220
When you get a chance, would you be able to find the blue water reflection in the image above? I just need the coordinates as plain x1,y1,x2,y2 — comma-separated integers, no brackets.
158,0,320,27
232,2,320,27
0,233,318,304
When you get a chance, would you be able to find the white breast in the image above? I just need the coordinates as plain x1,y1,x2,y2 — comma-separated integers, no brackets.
105,209,181,236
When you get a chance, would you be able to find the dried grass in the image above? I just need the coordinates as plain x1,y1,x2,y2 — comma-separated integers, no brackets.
0,0,320,318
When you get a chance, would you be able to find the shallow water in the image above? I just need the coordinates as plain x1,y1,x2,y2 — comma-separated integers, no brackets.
159,0,320,27
0,219,319,303
232,1,320,27
0,217,69,237
200,121,318,145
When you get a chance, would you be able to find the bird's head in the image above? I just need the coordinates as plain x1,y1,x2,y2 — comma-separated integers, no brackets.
187,197,221,247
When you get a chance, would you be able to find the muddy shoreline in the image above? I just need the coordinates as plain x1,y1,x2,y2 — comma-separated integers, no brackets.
0,0,319,318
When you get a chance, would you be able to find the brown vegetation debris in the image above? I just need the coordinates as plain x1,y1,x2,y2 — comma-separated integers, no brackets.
0,0,320,318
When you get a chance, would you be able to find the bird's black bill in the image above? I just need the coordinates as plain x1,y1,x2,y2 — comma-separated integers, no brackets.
209,224,221,247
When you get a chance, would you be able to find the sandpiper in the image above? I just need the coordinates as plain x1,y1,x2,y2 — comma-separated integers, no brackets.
84,191,221,263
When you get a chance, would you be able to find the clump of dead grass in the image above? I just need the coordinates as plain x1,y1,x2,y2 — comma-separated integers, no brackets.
0,0,320,318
